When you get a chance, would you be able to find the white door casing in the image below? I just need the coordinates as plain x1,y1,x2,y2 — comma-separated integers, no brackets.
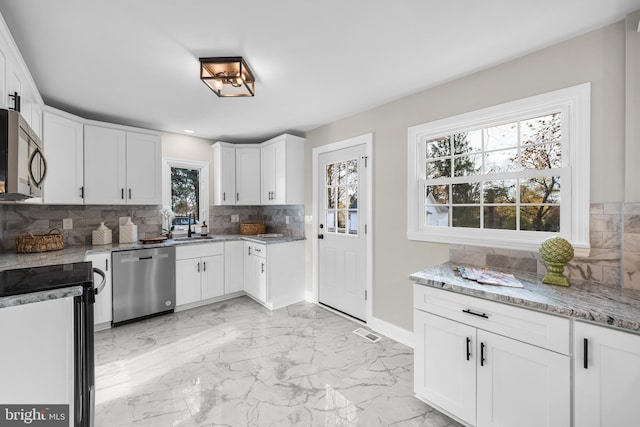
312,134,372,322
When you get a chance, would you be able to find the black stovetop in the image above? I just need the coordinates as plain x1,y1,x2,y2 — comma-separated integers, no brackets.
0,262,94,298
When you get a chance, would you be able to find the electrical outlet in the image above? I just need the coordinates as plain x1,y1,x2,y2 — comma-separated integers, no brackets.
285,216,290,224
231,214,239,223
62,218,73,230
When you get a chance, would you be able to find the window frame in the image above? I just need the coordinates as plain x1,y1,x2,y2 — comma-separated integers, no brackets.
162,158,210,234
407,83,590,255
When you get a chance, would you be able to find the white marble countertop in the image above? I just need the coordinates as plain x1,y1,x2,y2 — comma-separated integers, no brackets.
410,262,640,334
0,286,83,309
0,235,305,271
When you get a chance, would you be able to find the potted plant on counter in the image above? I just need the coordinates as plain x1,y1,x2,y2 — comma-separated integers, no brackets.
161,207,175,239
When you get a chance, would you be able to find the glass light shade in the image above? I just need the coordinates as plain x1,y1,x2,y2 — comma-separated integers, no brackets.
199,56,255,97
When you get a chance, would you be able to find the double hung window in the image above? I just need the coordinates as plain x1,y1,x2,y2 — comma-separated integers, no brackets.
407,84,590,254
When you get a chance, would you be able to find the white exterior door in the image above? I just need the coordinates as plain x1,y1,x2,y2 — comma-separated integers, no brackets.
317,142,369,321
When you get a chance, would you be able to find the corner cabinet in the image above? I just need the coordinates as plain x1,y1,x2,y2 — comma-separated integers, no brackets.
574,321,640,427
413,285,570,427
260,134,305,205
212,134,305,206
84,124,161,205
212,142,261,205
243,240,305,310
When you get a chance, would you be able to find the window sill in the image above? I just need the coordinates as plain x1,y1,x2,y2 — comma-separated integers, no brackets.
407,230,590,258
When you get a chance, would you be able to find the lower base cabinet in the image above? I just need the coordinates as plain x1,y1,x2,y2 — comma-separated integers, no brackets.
574,321,640,427
414,285,570,427
176,243,224,307
84,252,112,328
244,240,304,310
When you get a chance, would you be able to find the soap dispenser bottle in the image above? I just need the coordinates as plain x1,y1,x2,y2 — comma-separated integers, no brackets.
200,221,208,236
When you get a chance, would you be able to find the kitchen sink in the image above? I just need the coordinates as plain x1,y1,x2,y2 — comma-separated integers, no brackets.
172,236,218,242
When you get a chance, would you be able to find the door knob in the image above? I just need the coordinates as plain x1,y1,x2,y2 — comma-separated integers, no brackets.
318,234,324,239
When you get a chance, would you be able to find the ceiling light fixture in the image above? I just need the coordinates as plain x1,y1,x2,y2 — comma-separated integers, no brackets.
184,129,195,134
199,56,255,97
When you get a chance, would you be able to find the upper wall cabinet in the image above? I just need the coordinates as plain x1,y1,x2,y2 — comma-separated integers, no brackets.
212,134,305,207
212,142,261,206
260,134,304,205
0,14,44,135
42,111,84,204
84,125,161,205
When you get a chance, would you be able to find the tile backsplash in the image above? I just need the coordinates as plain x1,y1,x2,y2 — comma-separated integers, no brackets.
0,204,305,252
450,202,640,290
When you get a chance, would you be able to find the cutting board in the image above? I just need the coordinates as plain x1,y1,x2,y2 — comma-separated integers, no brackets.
139,236,168,244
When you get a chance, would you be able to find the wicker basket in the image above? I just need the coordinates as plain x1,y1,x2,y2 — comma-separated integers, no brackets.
15,228,64,253
240,221,266,235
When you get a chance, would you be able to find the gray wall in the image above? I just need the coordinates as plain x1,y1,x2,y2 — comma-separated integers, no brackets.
304,19,633,331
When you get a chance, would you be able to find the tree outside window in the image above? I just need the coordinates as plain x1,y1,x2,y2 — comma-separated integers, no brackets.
171,167,200,222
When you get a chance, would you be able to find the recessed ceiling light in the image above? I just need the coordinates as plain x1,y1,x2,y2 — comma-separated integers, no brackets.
184,129,195,134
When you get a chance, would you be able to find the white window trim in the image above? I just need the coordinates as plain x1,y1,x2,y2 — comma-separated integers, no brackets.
407,83,590,256
162,157,210,234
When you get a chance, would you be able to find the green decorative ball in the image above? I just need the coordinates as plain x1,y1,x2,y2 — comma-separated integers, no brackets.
539,237,574,264
539,237,574,287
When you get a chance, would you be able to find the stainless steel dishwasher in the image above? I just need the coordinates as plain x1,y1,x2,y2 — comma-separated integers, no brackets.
112,246,176,325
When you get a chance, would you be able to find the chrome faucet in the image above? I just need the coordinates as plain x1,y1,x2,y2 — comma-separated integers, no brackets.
187,213,194,238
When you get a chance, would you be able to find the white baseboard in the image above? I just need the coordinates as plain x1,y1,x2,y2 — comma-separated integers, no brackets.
304,290,317,303
368,316,414,348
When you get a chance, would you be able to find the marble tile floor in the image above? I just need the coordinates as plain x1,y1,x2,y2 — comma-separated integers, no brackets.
94,296,461,426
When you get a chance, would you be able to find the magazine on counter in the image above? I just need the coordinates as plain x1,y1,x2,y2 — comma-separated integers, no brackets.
457,266,524,288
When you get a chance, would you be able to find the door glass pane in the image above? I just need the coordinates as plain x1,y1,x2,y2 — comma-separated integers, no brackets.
329,164,339,186
327,210,336,232
347,160,358,185
348,210,358,235
337,210,346,233
327,187,336,209
325,158,359,236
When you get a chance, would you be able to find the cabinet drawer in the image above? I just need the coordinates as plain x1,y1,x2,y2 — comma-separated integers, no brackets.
414,285,570,354
176,242,224,260
246,242,266,259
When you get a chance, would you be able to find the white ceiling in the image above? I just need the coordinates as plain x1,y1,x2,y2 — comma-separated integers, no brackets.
1,0,639,143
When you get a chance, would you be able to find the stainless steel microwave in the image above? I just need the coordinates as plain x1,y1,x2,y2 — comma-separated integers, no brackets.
0,108,47,200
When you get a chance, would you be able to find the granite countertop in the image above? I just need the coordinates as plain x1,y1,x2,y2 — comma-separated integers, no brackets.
410,262,640,334
0,235,305,271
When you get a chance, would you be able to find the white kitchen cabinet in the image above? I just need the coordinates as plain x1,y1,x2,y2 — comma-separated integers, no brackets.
212,142,261,206
42,110,85,204
244,240,304,310
414,310,476,425
85,252,112,329
413,285,570,427
224,240,244,294
235,147,261,205
84,125,126,204
84,124,161,205
0,298,75,425
212,143,237,205
244,241,267,303
260,134,305,205
176,243,224,307
574,321,640,427
125,131,162,204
